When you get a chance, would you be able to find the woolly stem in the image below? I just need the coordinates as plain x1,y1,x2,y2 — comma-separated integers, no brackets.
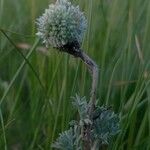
61,46,99,149
78,51,99,150
62,47,99,113
79,51,99,115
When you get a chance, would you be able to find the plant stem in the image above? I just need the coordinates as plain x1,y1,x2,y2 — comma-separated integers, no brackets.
78,51,99,150
62,46,99,149
79,51,99,116
62,46,99,114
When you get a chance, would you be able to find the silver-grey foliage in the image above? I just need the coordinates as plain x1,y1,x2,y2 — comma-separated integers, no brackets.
52,124,82,150
52,95,120,150
52,129,74,150
72,95,89,121
92,106,120,145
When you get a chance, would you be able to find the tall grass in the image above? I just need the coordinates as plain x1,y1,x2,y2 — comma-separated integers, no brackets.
0,0,150,149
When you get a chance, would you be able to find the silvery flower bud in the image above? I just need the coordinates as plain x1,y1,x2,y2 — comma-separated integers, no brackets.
36,0,87,54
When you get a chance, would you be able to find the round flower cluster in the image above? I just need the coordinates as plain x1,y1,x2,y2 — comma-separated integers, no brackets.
36,0,87,49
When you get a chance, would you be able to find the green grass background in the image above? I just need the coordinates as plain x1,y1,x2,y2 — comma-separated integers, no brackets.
0,0,150,149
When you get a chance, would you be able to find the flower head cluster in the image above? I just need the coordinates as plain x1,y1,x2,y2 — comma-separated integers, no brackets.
36,0,87,49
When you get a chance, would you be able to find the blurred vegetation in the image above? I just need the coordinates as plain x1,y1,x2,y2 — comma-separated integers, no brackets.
0,0,150,149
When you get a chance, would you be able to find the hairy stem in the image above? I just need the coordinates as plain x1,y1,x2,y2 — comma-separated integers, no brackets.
79,51,99,116
62,46,99,149
78,51,99,150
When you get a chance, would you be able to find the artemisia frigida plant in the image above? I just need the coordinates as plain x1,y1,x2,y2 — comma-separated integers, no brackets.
36,0,120,149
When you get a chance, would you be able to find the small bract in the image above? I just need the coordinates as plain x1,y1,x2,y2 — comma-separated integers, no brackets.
36,0,87,49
